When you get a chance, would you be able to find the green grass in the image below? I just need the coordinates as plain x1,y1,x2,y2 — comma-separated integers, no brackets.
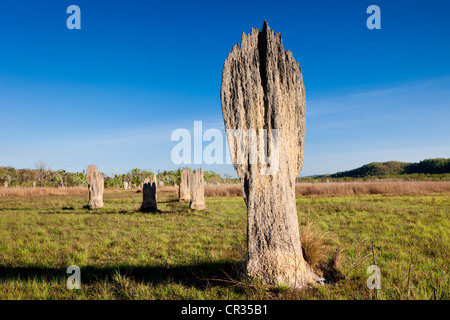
0,190,448,300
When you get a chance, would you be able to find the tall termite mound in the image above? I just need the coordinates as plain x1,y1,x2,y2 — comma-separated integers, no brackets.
189,168,206,210
220,21,320,288
179,168,192,202
141,174,158,211
86,164,104,209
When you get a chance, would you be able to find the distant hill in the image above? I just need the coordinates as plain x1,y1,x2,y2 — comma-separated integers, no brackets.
331,158,450,178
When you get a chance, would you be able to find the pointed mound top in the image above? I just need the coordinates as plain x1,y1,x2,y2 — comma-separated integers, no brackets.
260,20,272,37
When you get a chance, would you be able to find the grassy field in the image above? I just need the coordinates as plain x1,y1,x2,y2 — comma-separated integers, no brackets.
0,186,448,300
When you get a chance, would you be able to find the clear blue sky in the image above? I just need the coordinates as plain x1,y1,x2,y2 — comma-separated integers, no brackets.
0,0,449,177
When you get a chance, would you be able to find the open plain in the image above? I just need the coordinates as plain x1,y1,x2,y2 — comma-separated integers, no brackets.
1,181,448,300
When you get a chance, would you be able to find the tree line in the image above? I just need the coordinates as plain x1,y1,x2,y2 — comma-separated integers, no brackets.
0,163,233,188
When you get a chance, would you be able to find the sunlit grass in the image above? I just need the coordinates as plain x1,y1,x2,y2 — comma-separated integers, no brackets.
0,189,448,299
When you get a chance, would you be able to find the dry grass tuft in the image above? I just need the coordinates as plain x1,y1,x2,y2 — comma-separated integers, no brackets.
329,248,344,272
299,222,332,271
299,223,346,282
321,248,346,283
